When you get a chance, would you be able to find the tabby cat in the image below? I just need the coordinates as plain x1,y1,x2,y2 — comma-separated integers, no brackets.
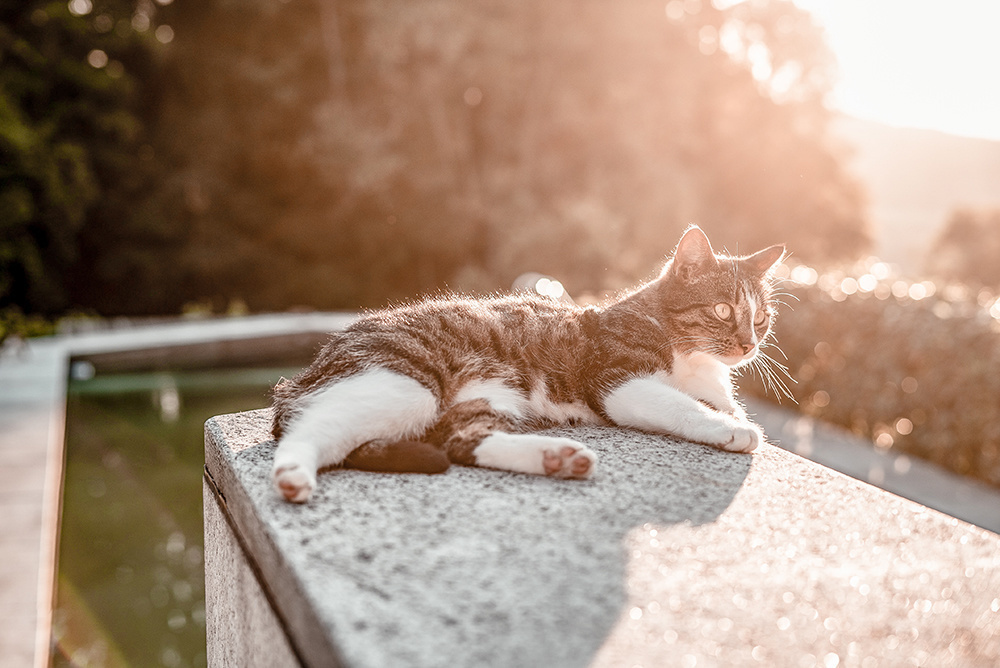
271,226,784,503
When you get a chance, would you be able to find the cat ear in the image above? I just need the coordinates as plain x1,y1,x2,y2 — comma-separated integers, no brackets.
669,225,718,281
744,244,786,275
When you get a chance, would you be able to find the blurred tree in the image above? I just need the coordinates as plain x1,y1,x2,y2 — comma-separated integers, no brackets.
672,0,870,262
374,0,870,285
71,0,343,314
927,207,1000,288
0,1,157,315
3,0,871,316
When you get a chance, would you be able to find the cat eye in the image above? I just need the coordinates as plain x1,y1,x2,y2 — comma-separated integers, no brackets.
713,303,733,320
754,308,768,326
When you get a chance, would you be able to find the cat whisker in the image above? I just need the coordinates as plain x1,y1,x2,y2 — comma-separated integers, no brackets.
748,358,782,401
759,339,790,362
755,344,793,377
768,293,799,310
749,351,797,403
770,275,798,288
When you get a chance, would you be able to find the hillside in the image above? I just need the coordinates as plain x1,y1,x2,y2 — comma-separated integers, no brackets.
832,117,1000,273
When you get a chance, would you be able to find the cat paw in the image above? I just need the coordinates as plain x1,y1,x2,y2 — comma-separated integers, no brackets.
273,463,315,503
473,433,597,479
542,443,597,479
722,421,765,453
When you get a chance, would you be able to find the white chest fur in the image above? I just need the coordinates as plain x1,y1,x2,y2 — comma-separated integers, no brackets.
659,351,737,413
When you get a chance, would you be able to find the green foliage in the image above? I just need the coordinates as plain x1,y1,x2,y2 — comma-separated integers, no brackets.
743,265,1000,489
0,1,157,314
0,304,55,342
927,207,1000,289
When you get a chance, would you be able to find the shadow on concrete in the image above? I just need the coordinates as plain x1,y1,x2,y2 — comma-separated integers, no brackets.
231,423,751,667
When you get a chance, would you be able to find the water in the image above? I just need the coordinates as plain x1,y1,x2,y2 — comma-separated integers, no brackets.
52,366,301,668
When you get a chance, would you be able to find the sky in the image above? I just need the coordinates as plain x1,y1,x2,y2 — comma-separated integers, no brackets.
791,0,1000,141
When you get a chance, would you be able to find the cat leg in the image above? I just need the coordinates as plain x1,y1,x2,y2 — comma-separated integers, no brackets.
475,433,597,479
604,375,764,453
430,398,596,479
272,368,439,502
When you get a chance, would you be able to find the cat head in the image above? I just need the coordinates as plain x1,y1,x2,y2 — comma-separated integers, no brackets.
658,226,785,367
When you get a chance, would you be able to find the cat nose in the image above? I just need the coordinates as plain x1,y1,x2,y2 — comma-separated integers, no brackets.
741,343,755,355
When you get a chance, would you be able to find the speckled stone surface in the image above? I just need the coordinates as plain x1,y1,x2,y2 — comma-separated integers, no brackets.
205,410,1000,668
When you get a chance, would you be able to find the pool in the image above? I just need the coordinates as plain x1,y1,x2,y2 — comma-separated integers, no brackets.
52,365,303,667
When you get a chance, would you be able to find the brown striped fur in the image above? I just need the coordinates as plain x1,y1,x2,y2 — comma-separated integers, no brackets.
270,226,785,475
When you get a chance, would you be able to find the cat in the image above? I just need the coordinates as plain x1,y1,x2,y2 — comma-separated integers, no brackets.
270,226,784,503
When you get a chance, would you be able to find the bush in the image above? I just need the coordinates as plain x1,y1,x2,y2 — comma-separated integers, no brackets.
0,305,55,344
742,261,1000,489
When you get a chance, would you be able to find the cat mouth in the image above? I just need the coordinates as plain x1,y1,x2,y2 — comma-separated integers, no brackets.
719,348,757,367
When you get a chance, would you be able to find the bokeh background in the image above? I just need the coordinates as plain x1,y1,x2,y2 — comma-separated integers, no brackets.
4,0,1000,501
5,2,1000,665
2,0,872,318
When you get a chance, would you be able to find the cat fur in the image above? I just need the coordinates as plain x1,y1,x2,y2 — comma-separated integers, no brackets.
270,226,784,502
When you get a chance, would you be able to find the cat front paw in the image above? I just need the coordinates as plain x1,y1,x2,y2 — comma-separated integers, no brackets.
721,421,765,453
273,463,316,503
543,442,597,479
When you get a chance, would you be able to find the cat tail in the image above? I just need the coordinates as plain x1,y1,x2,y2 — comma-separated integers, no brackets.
340,440,450,474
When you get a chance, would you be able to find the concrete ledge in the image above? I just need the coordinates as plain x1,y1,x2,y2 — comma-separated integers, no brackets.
203,477,300,667
205,411,1000,667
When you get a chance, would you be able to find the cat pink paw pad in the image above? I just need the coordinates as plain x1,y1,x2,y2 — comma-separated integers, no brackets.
274,465,314,503
543,445,596,479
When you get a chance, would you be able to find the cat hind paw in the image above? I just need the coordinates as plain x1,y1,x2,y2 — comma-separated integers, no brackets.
543,443,597,479
273,463,315,503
